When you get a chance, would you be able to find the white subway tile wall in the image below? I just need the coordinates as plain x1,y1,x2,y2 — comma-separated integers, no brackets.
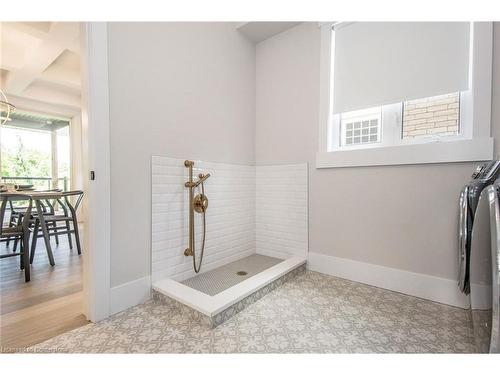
151,156,256,282
151,157,309,283
256,164,308,259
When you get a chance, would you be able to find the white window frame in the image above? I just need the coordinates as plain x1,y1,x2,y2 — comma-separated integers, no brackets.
339,107,382,148
333,103,403,150
317,22,494,168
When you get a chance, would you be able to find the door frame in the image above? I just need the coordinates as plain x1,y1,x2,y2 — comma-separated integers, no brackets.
80,22,111,322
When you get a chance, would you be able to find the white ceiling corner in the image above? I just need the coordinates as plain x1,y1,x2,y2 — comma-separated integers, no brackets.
237,22,302,43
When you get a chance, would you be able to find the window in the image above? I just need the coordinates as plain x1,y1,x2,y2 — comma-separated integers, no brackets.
318,22,494,168
0,110,71,191
334,92,461,150
402,92,460,139
341,107,381,146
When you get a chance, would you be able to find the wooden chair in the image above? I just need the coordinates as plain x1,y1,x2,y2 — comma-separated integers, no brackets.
30,190,84,263
0,194,32,282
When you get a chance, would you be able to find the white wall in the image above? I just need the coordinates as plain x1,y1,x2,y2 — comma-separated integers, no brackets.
256,22,500,283
107,23,256,287
491,24,500,152
106,21,500,308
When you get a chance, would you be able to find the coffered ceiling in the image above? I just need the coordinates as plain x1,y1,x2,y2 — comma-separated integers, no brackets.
0,22,81,116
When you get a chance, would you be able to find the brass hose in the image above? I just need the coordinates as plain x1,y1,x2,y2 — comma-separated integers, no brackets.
192,181,206,273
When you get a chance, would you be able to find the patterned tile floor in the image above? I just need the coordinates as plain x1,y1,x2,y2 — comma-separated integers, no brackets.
32,271,473,353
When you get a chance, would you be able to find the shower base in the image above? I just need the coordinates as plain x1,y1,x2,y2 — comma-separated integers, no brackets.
152,255,306,328
181,254,283,296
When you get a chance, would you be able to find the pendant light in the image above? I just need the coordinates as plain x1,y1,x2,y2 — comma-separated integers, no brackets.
0,89,16,125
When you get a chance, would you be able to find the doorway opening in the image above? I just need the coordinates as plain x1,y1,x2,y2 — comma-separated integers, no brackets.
0,22,88,350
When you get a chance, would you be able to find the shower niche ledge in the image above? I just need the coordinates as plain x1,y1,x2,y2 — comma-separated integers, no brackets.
152,255,306,328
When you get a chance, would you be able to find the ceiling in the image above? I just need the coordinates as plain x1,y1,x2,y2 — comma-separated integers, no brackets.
7,110,70,131
237,22,302,43
0,22,81,117
0,22,298,118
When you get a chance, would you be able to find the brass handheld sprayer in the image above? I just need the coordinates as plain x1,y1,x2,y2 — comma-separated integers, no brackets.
183,160,210,273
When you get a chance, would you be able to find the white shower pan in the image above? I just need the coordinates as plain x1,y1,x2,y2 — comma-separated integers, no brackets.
151,156,309,327
152,255,306,327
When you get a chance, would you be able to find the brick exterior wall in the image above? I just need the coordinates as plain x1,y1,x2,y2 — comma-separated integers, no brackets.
402,92,460,138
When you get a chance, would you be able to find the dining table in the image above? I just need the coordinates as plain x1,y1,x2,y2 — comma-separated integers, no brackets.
1,190,64,266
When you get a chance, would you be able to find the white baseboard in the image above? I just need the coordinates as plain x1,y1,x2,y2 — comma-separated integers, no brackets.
108,254,486,314
110,276,151,315
308,252,470,308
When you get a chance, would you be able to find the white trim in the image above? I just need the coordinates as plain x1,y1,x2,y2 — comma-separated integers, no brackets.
308,252,469,308
81,22,112,322
153,256,306,317
470,22,494,139
70,114,83,191
110,276,152,315
317,22,494,168
70,114,86,222
317,137,493,168
332,22,355,31
318,22,334,153
50,129,59,189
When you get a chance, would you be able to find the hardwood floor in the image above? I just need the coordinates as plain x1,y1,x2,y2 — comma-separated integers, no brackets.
0,230,88,351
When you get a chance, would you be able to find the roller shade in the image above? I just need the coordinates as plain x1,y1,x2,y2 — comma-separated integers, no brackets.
332,22,471,114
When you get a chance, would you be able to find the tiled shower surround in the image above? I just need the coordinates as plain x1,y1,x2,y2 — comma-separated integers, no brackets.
151,156,308,283
256,164,308,259
152,156,256,282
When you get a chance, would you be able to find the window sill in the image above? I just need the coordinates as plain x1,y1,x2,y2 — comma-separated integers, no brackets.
316,137,494,168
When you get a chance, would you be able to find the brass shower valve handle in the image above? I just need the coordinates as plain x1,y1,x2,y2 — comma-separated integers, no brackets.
194,193,209,213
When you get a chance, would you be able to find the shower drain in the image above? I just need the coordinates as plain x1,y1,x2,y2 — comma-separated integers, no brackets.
236,271,248,276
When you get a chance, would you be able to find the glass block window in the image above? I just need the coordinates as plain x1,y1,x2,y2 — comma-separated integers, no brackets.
340,107,381,146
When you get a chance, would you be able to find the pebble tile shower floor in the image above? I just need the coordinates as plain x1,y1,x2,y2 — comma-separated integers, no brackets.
181,254,283,296
32,271,473,353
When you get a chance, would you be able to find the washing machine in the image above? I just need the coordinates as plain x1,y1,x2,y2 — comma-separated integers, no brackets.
469,177,500,353
458,160,500,294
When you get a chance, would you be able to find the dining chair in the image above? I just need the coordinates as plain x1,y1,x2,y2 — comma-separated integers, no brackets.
6,199,31,248
9,189,62,251
30,190,84,263
0,194,32,282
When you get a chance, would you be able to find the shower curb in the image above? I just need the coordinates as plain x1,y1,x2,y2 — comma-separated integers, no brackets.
153,263,306,328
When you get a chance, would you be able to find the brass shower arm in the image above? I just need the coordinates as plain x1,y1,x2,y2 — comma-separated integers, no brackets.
184,173,211,188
